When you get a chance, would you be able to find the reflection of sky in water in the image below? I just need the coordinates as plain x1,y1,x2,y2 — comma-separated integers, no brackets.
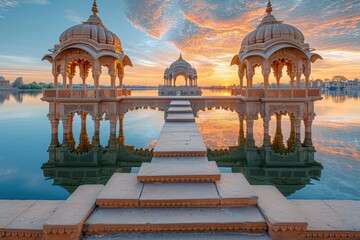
0,90,359,200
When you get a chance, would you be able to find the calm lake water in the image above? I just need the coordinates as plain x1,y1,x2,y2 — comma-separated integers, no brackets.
0,89,359,200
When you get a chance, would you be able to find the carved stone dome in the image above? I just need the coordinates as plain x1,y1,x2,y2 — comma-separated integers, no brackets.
59,1,123,53
169,54,192,70
240,2,304,51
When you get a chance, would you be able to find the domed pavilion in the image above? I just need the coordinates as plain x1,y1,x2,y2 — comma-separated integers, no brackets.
159,54,201,96
43,0,132,92
231,1,322,97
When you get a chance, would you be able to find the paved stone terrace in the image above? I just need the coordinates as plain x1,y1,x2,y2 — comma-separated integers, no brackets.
0,100,359,240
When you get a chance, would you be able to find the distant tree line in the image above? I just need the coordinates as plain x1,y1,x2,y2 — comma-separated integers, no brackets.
11,77,54,89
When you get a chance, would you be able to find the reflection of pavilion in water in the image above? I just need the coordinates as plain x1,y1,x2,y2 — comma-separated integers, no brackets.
42,108,322,196
42,112,153,193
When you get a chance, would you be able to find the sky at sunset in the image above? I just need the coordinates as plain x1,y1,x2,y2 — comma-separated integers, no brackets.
0,0,359,86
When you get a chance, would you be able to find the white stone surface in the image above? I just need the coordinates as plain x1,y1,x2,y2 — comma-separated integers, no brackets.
161,122,200,132
45,185,103,226
151,156,208,163
170,100,191,106
138,161,220,179
324,200,360,231
85,232,271,240
5,201,63,230
166,113,195,122
253,186,307,225
291,200,360,231
167,107,193,113
85,207,266,225
97,174,143,205
153,123,207,156
216,173,258,205
140,182,219,203
0,200,36,228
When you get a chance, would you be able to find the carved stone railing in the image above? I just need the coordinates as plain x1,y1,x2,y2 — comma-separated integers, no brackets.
158,86,202,96
231,88,321,98
43,88,131,99
307,88,321,97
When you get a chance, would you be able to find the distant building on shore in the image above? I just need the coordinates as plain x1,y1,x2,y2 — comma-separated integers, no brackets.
159,54,202,96
311,76,360,91
0,75,13,91
345,79,360,90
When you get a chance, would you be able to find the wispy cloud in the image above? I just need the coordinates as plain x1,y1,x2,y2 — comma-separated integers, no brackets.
65,9,82,23
123,0,360,85
0,0,19,18
22,0,49,5
0,0,48,18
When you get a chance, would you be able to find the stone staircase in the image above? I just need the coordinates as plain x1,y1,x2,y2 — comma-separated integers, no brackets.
85,101,267,236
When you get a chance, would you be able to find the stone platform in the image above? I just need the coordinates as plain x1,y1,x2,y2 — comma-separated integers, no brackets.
1,100,359,240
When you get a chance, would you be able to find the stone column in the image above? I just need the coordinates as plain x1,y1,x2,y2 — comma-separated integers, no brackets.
93,61,101,89
272,114,286,152
92,117,101,147
67,114,75,149
81,77,86,89
276,75,281,89
61,116,69,147
294,117,302,147
77,112,92,152
245,117,255,148
247,69,254,89
49,117,60,147
303,118,313,147
68,76,74,89
61,73,67,89
238,114,245,147
118,116,125,146
290,75,295,90
262,61,271,90
80,62,89,90
296,72,302,89
118,66,124,88
287,114,296,149
263,116,271,147
53,74,59,89
110,75,116,89
109,116,118,149
304,73,310,89
93,75,100,89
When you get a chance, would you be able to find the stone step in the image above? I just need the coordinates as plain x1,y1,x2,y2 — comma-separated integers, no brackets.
85,232,271,240
44,185,104,240
97,174,143,208
139,182,220,207
167,106,193,114
97,173,257,208
253,186,307,240
216,173,258,206
137,161,221,183
169,100,191,107
151,156,208,163
291,200,360,240
0,200,63,239
153,123,207,157
84,207,267,235
166,113,195,122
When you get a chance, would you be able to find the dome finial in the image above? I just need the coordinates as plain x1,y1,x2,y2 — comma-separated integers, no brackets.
266,0,273,15
92,0,99,16
179,53,183,60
